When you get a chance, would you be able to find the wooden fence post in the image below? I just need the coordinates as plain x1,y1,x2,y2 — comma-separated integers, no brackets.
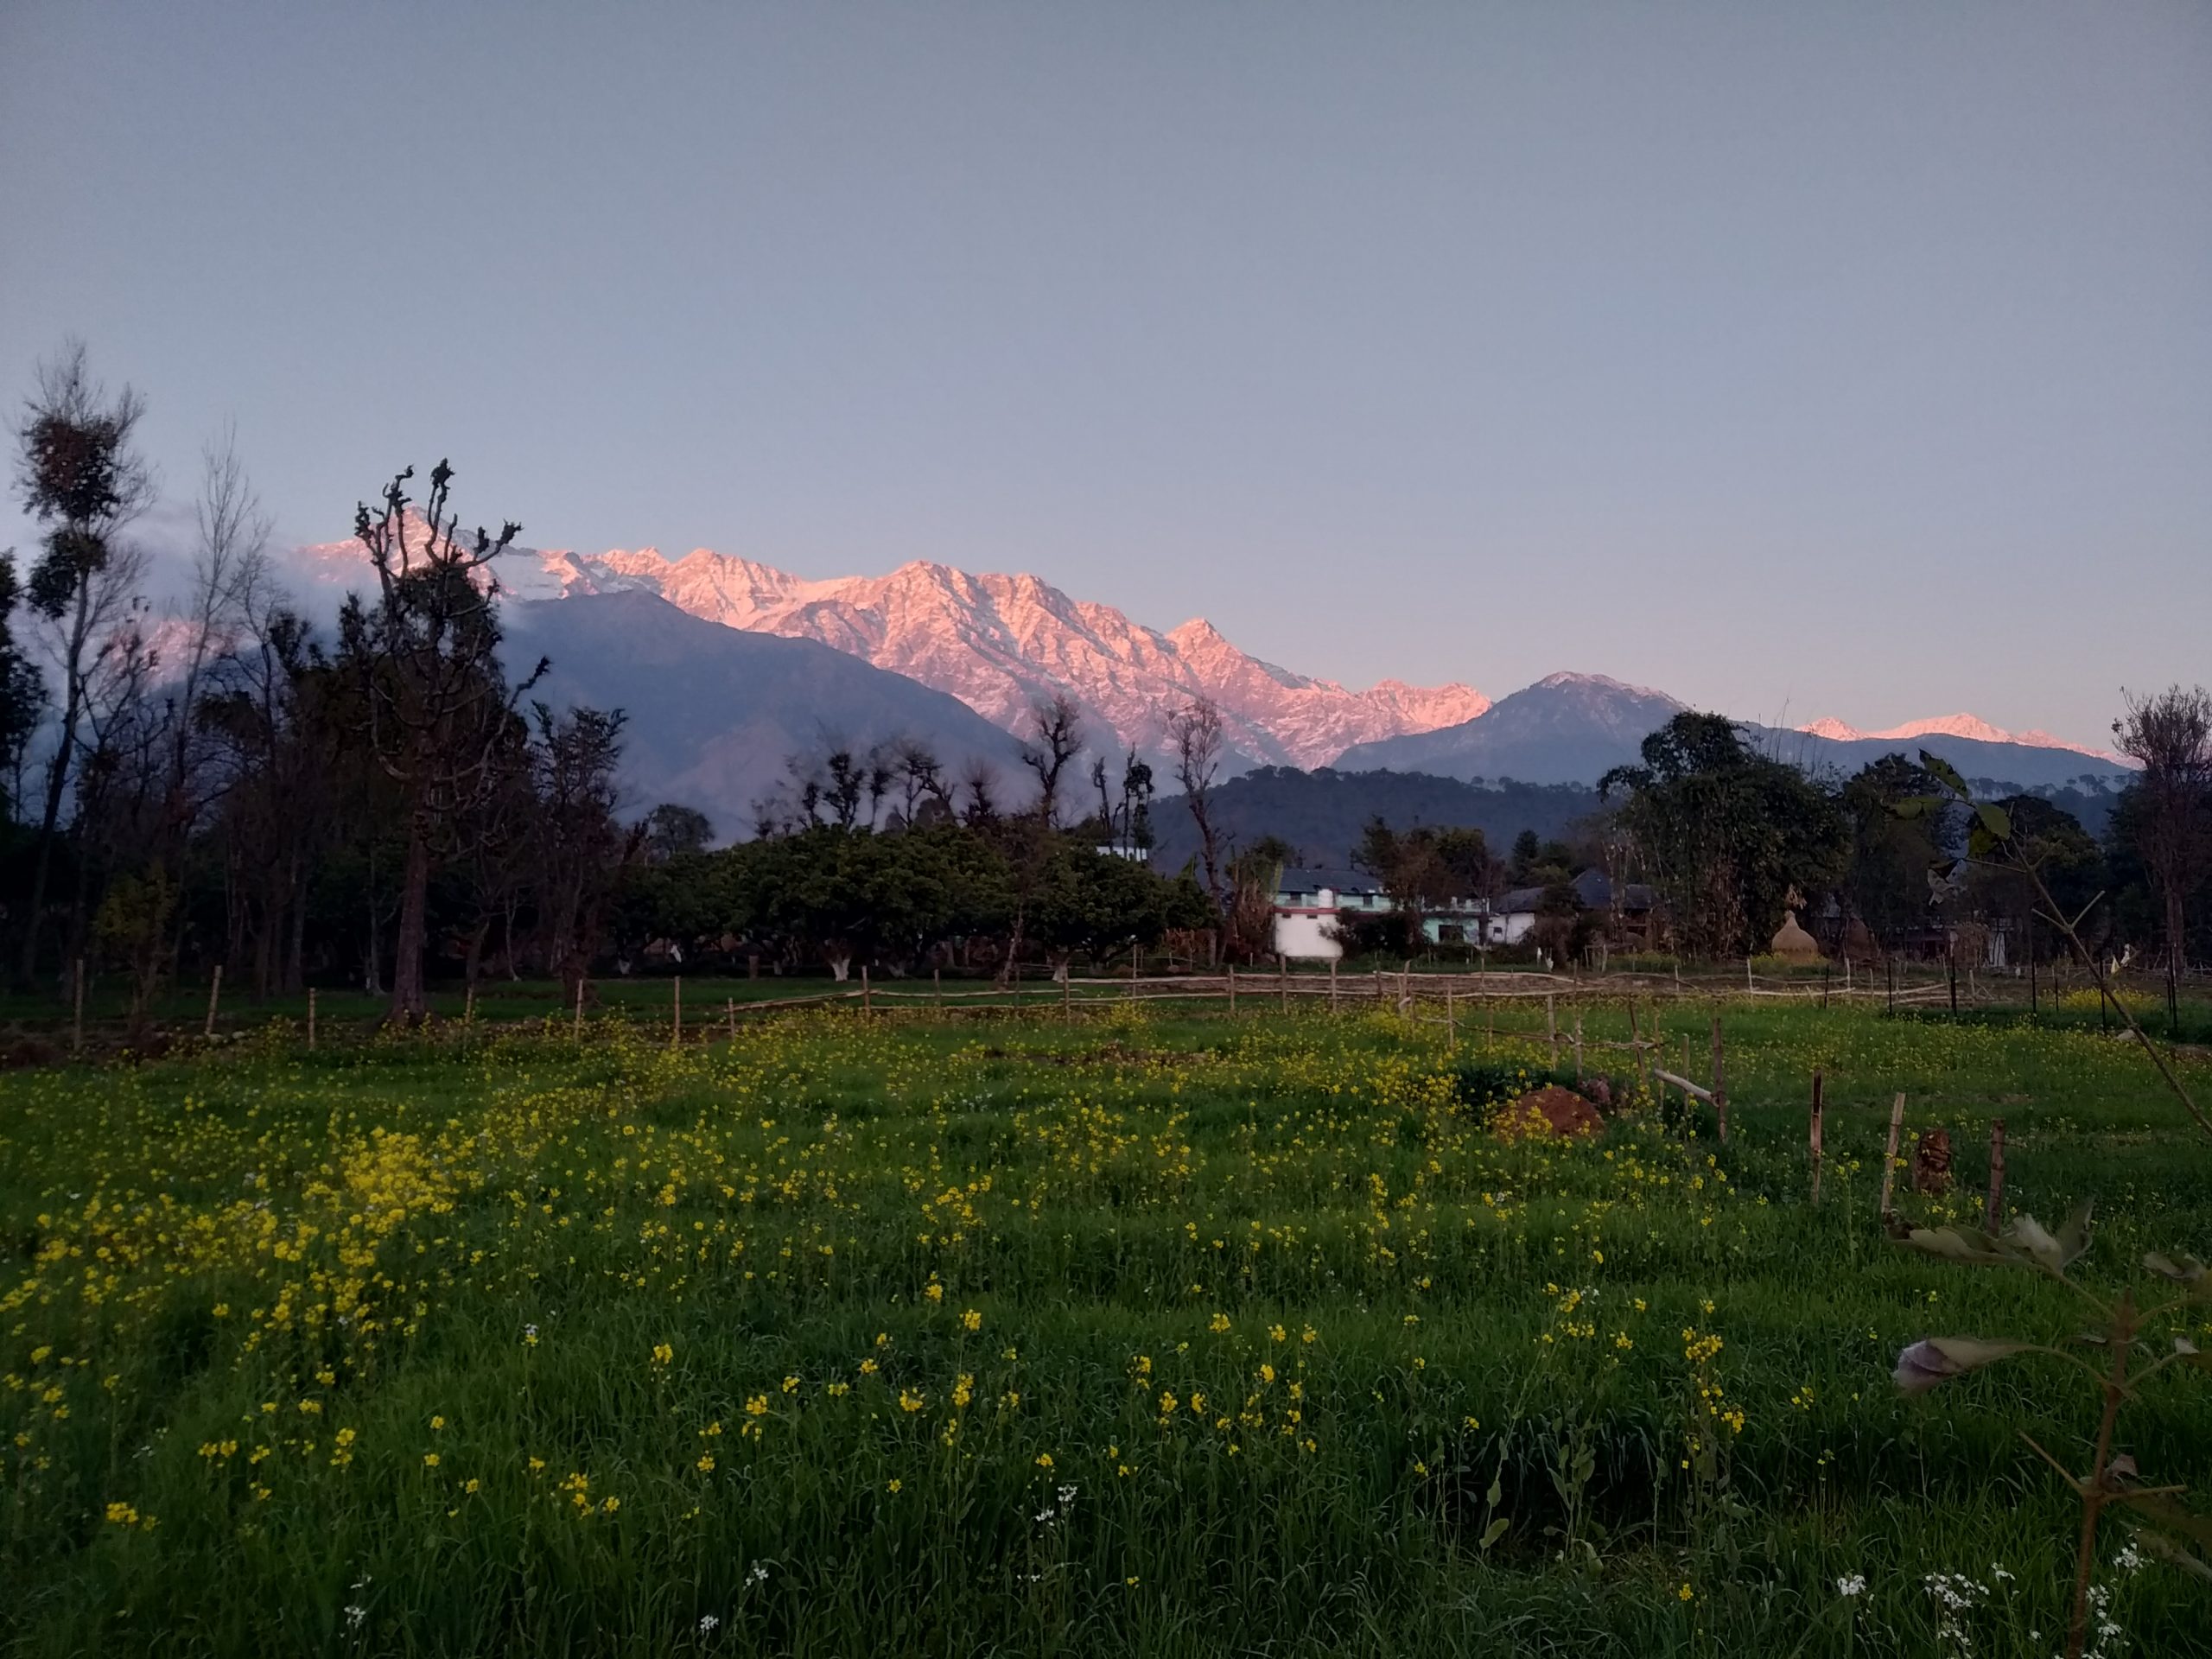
1547,993,1558,1068
727,997,737,1039
464,982,475,1024
1329,958,1338,1014
1062,969,1072,1022
72,958,85,1055
1879,1092,1907,1222
1985,1118,2006,1230
1709,1014,1727,1143
934,966,944,1009
862,965,873,1020
1808,1070,1824,1204
308,987,317,1052
672,976,683,1046
205,964,223,1039
1572,1006,1584,1081
575,978,585,1039
1446,985,1455,1046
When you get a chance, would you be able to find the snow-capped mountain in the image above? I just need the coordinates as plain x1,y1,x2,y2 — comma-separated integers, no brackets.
289,519,1487,769
1800,715,2126,766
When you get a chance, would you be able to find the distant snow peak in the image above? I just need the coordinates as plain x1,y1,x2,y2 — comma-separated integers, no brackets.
1798,712,2120,764
282,529,1485,768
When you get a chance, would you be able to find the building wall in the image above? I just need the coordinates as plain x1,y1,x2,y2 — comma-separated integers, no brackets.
1273,911,1344,961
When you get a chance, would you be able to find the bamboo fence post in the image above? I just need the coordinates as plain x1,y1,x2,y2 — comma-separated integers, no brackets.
935,966,944,1009
1985,1118,2007,1230
1279,958,1289,1015
861,965,872,1020
71,958,84,1055
307,987,317,1051
1485,989,1493,1044
1228,964,1236,1015
205,965,223,1038
1329,958,1338,1014
1709,1014,1727,1143
1879,1092,1907,1222
727,997,737,1039
575,978,585,1039
1547,993,1558,1067
465,981,475,1024
1745,957,1752,992
1128,950,1137,1002
672,975,683,1046
1062,969,1072,1022
1572,1006,1583,1081
1809,1071,1824,1204
1375,966,1384,1007
1445,985,1455,1046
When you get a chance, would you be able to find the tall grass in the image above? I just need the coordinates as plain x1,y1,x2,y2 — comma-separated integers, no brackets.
3,1001,2207,1655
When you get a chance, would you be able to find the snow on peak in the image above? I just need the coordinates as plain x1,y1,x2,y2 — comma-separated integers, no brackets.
1798,712,2125,764
277,528,1485,768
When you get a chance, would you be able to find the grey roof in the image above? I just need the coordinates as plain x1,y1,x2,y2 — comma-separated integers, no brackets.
1498,869,1656,914
1275,865,1384,897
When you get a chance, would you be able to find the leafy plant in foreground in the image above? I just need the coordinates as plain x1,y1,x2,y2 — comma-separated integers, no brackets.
1893,1203,2212,1657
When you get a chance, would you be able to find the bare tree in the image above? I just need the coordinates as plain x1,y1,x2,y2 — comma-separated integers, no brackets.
13,342,156,985
339,461,546,1022
2113,684,2212,980
959,757,1001,827
1019,693,1084,828
1167,696,1227,905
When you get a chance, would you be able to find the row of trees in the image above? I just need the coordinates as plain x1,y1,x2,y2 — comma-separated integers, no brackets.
1596,705,2209,972
0,346,1244,1014
0,346,684,1024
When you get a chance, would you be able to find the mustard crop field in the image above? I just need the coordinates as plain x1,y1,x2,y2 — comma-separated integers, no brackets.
3,1001,2208,1656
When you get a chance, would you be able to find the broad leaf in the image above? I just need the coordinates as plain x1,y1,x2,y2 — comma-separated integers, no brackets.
2050,1202,2095,1268
1902,1225,2017,1268
1919,750,1968,798
1894,1336,2034,1393
2144,1252,2209,1297
1974,801,2012,841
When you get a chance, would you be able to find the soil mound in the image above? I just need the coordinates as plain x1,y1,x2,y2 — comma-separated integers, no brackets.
1495,1084,1604,1141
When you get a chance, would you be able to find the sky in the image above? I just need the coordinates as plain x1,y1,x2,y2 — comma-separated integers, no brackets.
3,2,2207,749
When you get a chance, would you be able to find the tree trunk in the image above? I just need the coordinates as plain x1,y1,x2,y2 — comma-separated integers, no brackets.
16,587,93,988
388,818,432,1020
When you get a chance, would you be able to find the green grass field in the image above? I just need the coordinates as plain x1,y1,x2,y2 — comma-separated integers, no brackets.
3,997,2208,1655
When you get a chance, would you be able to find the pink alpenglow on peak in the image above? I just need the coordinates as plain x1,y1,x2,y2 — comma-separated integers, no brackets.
1798,713,2127,766
283,527,1486,769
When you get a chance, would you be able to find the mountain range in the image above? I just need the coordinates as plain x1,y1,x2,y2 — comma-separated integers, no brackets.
1340,675,2133,792
285,525,2133,818
502,593,1027,837
293,521,1484,770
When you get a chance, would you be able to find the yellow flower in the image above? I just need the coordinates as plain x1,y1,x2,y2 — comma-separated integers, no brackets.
429,1415,445,1431
887,1478,902,1492
1034,1452,1053,1469
924,1282,944,1303
651,1343,674,1366
1678,1583,1694,1602
961,1308,982,1332
696,1454,715,1473
423,1452,440,1467
1209,1312,1231,1333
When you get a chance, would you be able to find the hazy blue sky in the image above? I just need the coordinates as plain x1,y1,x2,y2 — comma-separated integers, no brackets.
3,2,2206,747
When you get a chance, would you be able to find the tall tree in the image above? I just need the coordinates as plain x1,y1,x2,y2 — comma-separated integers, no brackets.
1019,694,1084,829
2113,684,2212,978
339,461,546,1020
530,703,632,1005
1599,711,1847,959
1166,696,1228,959
12,343,155,984
0,551,41,820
